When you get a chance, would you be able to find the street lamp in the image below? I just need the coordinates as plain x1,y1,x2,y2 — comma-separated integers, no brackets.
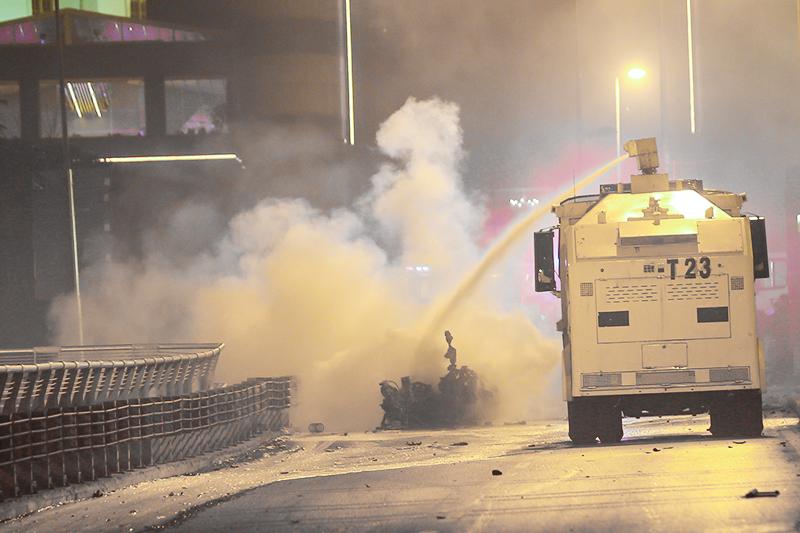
615,67,647,180
55,0,85,346
627,67,647,80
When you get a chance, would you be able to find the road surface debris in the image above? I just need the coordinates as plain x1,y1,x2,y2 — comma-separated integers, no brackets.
743,489,780,498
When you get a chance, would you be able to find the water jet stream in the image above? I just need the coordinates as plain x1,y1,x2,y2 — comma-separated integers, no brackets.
418,154,630,353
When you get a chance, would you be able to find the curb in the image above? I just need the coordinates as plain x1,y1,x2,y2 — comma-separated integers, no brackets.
0,429,285,523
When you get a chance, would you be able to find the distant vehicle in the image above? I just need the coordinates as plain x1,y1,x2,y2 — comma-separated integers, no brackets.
535,138,769,443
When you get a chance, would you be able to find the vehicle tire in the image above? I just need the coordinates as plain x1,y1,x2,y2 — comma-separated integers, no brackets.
596,402,624,444
735,390,764,437
709,395,736,437
568,399,597,444
711,390,764,437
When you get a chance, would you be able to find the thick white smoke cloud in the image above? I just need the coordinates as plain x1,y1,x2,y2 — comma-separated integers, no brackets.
51,97,561,430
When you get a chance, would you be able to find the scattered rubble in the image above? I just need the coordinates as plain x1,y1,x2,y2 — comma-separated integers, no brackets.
743,489,780,498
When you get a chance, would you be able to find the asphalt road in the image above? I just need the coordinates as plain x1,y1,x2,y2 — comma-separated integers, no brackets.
3,414,799,532
171,416,800,532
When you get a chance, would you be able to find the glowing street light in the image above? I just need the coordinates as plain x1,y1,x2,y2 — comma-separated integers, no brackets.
627,67,647,80
98,153,241,164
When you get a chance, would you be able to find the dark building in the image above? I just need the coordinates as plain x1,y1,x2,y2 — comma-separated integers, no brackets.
0,0,355,346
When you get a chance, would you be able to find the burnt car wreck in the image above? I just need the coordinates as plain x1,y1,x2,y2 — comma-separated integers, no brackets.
379,331,494,429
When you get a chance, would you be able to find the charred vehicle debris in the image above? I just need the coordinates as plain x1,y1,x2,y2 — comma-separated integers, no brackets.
378,331,495,429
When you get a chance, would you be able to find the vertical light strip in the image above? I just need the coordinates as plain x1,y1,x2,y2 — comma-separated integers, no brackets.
796,0,800,52
66,82,82,118
88,82,102,117
614,76,621,181
345,0,355,145
686,0,696,134
614,77,621,157
67,167,85,346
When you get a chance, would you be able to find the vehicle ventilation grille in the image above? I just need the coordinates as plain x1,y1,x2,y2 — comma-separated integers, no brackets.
665,281,719,301
580,282,593,297
582,373,622,388
730,276,745,291
709,367,750,382
603,284,658,303
636,370,696,386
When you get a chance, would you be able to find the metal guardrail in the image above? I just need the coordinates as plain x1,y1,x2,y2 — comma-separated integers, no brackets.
0,344,222,415
0,376,292,501
0,343,224,364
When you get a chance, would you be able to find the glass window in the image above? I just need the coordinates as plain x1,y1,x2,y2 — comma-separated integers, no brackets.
33,0,131,18
0,18,56,44
93,0,132,18
0,1,32,23
0,82,20,139
71,16,205,43
39,79,145,138
165,79,227,135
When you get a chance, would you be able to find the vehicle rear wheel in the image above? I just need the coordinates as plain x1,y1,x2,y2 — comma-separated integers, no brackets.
736,390,764,437
596,403,624,444
568,399,597,444
568,398,623,444
709,395,736,437
710,390,763,437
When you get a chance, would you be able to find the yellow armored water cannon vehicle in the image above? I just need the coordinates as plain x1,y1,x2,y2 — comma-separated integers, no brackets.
534,138,770,444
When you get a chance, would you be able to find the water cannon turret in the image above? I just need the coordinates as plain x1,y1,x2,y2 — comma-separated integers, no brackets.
623,137,659,174
622,137,670,193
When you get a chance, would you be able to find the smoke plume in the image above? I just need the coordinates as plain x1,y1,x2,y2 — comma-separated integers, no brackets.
51,97,562,430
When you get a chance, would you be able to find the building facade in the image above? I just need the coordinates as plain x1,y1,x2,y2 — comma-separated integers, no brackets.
0,0,353,346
